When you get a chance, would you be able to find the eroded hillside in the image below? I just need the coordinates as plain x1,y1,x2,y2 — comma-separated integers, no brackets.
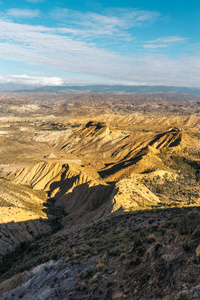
0,92,200,299
0,179,51,255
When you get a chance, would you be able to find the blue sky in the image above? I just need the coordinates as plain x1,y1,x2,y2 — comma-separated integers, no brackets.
0,0,199,86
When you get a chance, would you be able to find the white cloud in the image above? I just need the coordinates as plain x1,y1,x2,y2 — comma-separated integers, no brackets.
0,16,199,87
148,36,188,44
51,8,160,29
0,75,64,86
143,44,168,49
0,75,119,86
6,8,40,18
143,36,188,49
51,8,160,39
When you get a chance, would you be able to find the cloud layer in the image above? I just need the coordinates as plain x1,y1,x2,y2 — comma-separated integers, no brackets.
0,7,199,87
51,8,160,39
0,75,64,86
143,36,189,49
6,8,40,18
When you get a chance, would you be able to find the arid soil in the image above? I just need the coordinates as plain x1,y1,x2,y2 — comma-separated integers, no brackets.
0,92,199,299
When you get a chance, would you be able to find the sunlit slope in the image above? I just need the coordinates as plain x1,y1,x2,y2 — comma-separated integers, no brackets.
0,179,51,256
6,123,200,228
0,179,47,222
54,121,199,164
54,121,126,158
94,114,200,132
99,128,200,181
8,162,161,227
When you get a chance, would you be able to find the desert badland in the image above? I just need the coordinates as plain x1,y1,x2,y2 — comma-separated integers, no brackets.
0,90,200,299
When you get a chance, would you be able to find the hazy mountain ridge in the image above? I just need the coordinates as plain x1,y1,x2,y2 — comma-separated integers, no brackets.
11,84,200,95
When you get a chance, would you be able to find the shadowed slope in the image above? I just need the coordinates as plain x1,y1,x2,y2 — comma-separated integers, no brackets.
0,219,51,256
8,162,161,228
55,121,126,158
99,128,199,181
1,207,200,300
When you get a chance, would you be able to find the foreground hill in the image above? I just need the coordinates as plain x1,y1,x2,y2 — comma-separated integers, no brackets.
0,207,200,299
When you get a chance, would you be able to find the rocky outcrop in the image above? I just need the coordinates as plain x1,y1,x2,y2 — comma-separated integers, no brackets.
0,219,51,256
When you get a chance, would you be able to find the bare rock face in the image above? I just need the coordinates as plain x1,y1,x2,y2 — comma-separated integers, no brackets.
191,285,200,299
0,260,95,300
0,219,51,256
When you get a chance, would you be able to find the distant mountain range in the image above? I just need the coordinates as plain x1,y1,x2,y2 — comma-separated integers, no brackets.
1,84,200,95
